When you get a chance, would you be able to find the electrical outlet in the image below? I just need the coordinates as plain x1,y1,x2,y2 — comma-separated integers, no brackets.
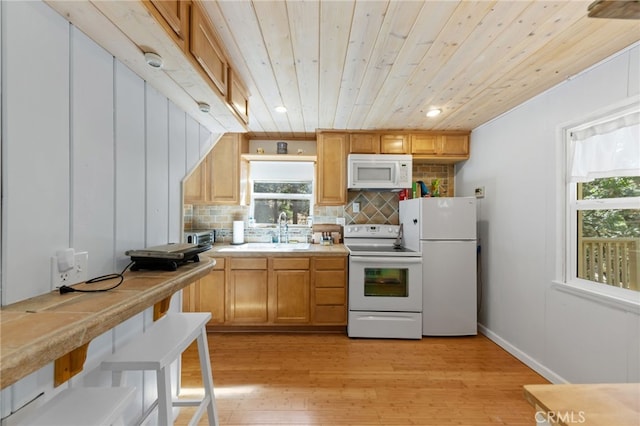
336,217,346,226
475,186,485,199
353,202,360,213
51,251,88,290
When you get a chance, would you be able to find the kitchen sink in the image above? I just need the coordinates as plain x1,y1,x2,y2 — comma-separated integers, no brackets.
217,242,311,252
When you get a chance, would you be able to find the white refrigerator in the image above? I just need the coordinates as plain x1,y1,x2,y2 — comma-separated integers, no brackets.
399,197,477,336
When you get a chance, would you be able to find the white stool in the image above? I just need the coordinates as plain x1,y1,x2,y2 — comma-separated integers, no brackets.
17,386,135,426
101,312,218,426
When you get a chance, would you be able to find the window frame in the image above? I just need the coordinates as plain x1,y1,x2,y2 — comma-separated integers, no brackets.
562,99,640,303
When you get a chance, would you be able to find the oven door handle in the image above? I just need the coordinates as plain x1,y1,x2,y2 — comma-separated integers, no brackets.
349,256,422,265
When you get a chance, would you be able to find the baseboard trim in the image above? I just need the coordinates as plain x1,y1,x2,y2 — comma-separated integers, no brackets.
478,323,567,384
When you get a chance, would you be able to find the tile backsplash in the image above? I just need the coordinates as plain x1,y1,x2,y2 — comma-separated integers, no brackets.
185,162,454,240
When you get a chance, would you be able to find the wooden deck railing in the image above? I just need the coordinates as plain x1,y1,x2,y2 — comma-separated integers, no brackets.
580,237,639,291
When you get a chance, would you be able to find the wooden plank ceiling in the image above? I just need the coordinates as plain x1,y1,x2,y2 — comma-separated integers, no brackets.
202,0,640,138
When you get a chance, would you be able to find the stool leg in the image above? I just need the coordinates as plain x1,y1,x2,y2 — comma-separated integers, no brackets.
197,325,219,426
157,366,174,426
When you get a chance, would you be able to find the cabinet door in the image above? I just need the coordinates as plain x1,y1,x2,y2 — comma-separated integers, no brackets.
146,0,189,50
190,2,227,96
410,134,439,155
349,133,380,153
228,269,269,323
182,279,198,312
381,134,410,154
198,260,225,325
271,258,311,323
228,69,249,124
271,270,310,323
183,160,206,204
208,134,240,204
316,133,347,206
439,134,469,156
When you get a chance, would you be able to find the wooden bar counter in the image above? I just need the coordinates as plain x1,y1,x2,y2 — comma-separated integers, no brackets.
0,258,215,389
523,383,640,426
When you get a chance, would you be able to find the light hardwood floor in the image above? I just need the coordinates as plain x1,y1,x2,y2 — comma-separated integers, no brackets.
177,333,548,425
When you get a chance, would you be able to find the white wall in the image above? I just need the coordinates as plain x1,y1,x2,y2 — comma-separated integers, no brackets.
456,44,640,383
0,1,219,422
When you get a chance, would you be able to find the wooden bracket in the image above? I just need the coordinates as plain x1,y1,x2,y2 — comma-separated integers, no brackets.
54,342,89,387
153,296,172,321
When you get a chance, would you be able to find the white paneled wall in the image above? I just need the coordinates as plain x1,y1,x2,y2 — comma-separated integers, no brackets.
0,1,218,423
71,26,116,277
169,102,188,243
2,1,70,305
114,61,146,272
145,86,171,248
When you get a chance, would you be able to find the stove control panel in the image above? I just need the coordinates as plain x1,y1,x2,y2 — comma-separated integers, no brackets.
344,224,400,238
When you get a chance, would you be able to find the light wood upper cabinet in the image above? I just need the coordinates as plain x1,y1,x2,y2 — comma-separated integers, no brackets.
412,133,470,160
184,133,247,205
208,134,240,204
381,134,410,154
228,69,249,124
316,132,348,206
184,159,206,203
349,133,380,154
190,1,228,96
145,0,189,50
439,134,469,156
410,134,439,155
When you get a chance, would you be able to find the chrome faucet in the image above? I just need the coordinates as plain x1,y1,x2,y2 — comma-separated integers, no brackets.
278,212,288,244
394,223,404,249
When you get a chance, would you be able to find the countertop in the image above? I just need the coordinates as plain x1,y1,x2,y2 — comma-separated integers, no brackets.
0,258,215,389
523,383,640,426
204,243,349,257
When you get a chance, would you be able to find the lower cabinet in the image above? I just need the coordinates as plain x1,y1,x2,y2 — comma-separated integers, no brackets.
228,257,268,324
184,254,347,328
312,257,347,324
270,258,310,323
182,257,225,326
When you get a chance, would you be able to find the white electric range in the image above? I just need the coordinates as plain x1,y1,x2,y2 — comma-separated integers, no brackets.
343,224,423,339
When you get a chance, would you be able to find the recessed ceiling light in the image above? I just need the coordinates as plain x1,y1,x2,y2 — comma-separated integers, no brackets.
426,109,442,118
275,106,287,113
197,102,211,113
144,52,163,69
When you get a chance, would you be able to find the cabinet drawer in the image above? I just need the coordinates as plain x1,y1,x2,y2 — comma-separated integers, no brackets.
210,257,225,270
314,305,347,324
314,257,346,270
272,258,310,270
315,270,346,288
230,258,267,270
315,288,345,305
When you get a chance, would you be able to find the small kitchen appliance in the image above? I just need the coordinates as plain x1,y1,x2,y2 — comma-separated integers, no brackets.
347,154,412,190
400,197,478,336
125,243,210,271
184,229,215,245
344,224,423,339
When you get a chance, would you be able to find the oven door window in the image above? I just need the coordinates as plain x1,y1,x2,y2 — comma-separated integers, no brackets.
364,268,408,297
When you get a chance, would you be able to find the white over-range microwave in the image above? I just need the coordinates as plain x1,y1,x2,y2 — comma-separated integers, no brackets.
347,154,412,190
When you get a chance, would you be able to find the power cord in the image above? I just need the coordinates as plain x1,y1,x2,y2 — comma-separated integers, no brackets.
59,261,135,294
